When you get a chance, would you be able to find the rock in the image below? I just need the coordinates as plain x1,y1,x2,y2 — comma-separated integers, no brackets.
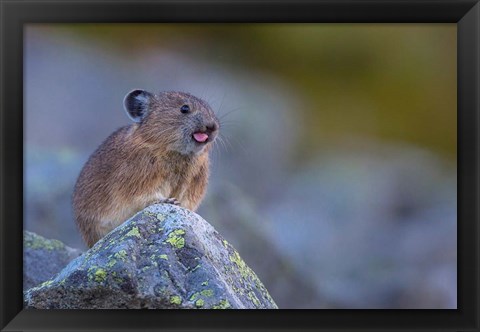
200,182,330,308
24,204,278,309
23,231,83,291
263,145,457,308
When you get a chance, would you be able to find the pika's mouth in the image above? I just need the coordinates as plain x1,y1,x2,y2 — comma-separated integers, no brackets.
193,132,209,143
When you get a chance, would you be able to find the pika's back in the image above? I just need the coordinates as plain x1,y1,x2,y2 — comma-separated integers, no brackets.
73,90,219,247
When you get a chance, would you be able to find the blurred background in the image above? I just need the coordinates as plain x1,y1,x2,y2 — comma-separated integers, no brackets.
24,24,457,309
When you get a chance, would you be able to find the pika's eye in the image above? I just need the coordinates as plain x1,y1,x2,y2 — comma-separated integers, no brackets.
180,105,190,114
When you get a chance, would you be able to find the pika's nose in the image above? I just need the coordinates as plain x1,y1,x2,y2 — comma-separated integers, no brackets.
205,122,218,133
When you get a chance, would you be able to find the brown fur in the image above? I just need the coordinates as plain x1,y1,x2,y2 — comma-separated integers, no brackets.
73,91,218,247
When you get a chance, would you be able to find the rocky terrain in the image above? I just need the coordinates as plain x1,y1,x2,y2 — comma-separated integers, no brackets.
24,204,278,309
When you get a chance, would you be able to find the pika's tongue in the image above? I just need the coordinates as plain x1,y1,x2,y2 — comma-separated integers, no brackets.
193,132,209,143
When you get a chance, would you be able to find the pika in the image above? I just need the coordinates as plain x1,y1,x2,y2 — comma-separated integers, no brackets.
73,90,219,247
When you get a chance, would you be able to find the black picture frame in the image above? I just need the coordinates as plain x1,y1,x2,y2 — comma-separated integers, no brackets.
1,0,478,331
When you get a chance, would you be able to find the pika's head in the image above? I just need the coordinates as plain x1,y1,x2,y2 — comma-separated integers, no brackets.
124,89,219,155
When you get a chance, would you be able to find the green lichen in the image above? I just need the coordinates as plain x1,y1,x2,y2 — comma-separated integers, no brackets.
165,229,186,249
39,279,54,288
113,276,124,283
195,299,204,307
229,251,250,279
232,284,244,295
248,291,261,307
87,266,107,282
125,226,141,238
100,237,117,252
201,281,209,286
213,299,232,309
87,266,97,279
106,258,117,268
222,239,229,248
190,292,200,301
190,264,201,272
172,229,186,236
159,254,168,260
114,250,128,261
24,232,65,251
227,249,278,307
170,295,182,305
189,288,213,305
94,268,107,282
254,278,263,291
156,213,166,222
142,265,153,272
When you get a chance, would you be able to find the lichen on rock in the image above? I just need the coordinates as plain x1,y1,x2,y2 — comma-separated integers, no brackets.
24,204,278,309
23,231,82,291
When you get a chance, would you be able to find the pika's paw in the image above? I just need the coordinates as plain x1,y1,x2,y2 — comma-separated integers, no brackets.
153,198,180,206
163,197,181,205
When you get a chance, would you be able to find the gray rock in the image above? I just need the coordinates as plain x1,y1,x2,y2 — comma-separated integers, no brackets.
200,182,331,308
23,231,82,291
263,146,457,308
24,204,278,309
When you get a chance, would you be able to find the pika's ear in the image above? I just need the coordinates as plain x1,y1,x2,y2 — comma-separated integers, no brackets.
123,89,154,123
